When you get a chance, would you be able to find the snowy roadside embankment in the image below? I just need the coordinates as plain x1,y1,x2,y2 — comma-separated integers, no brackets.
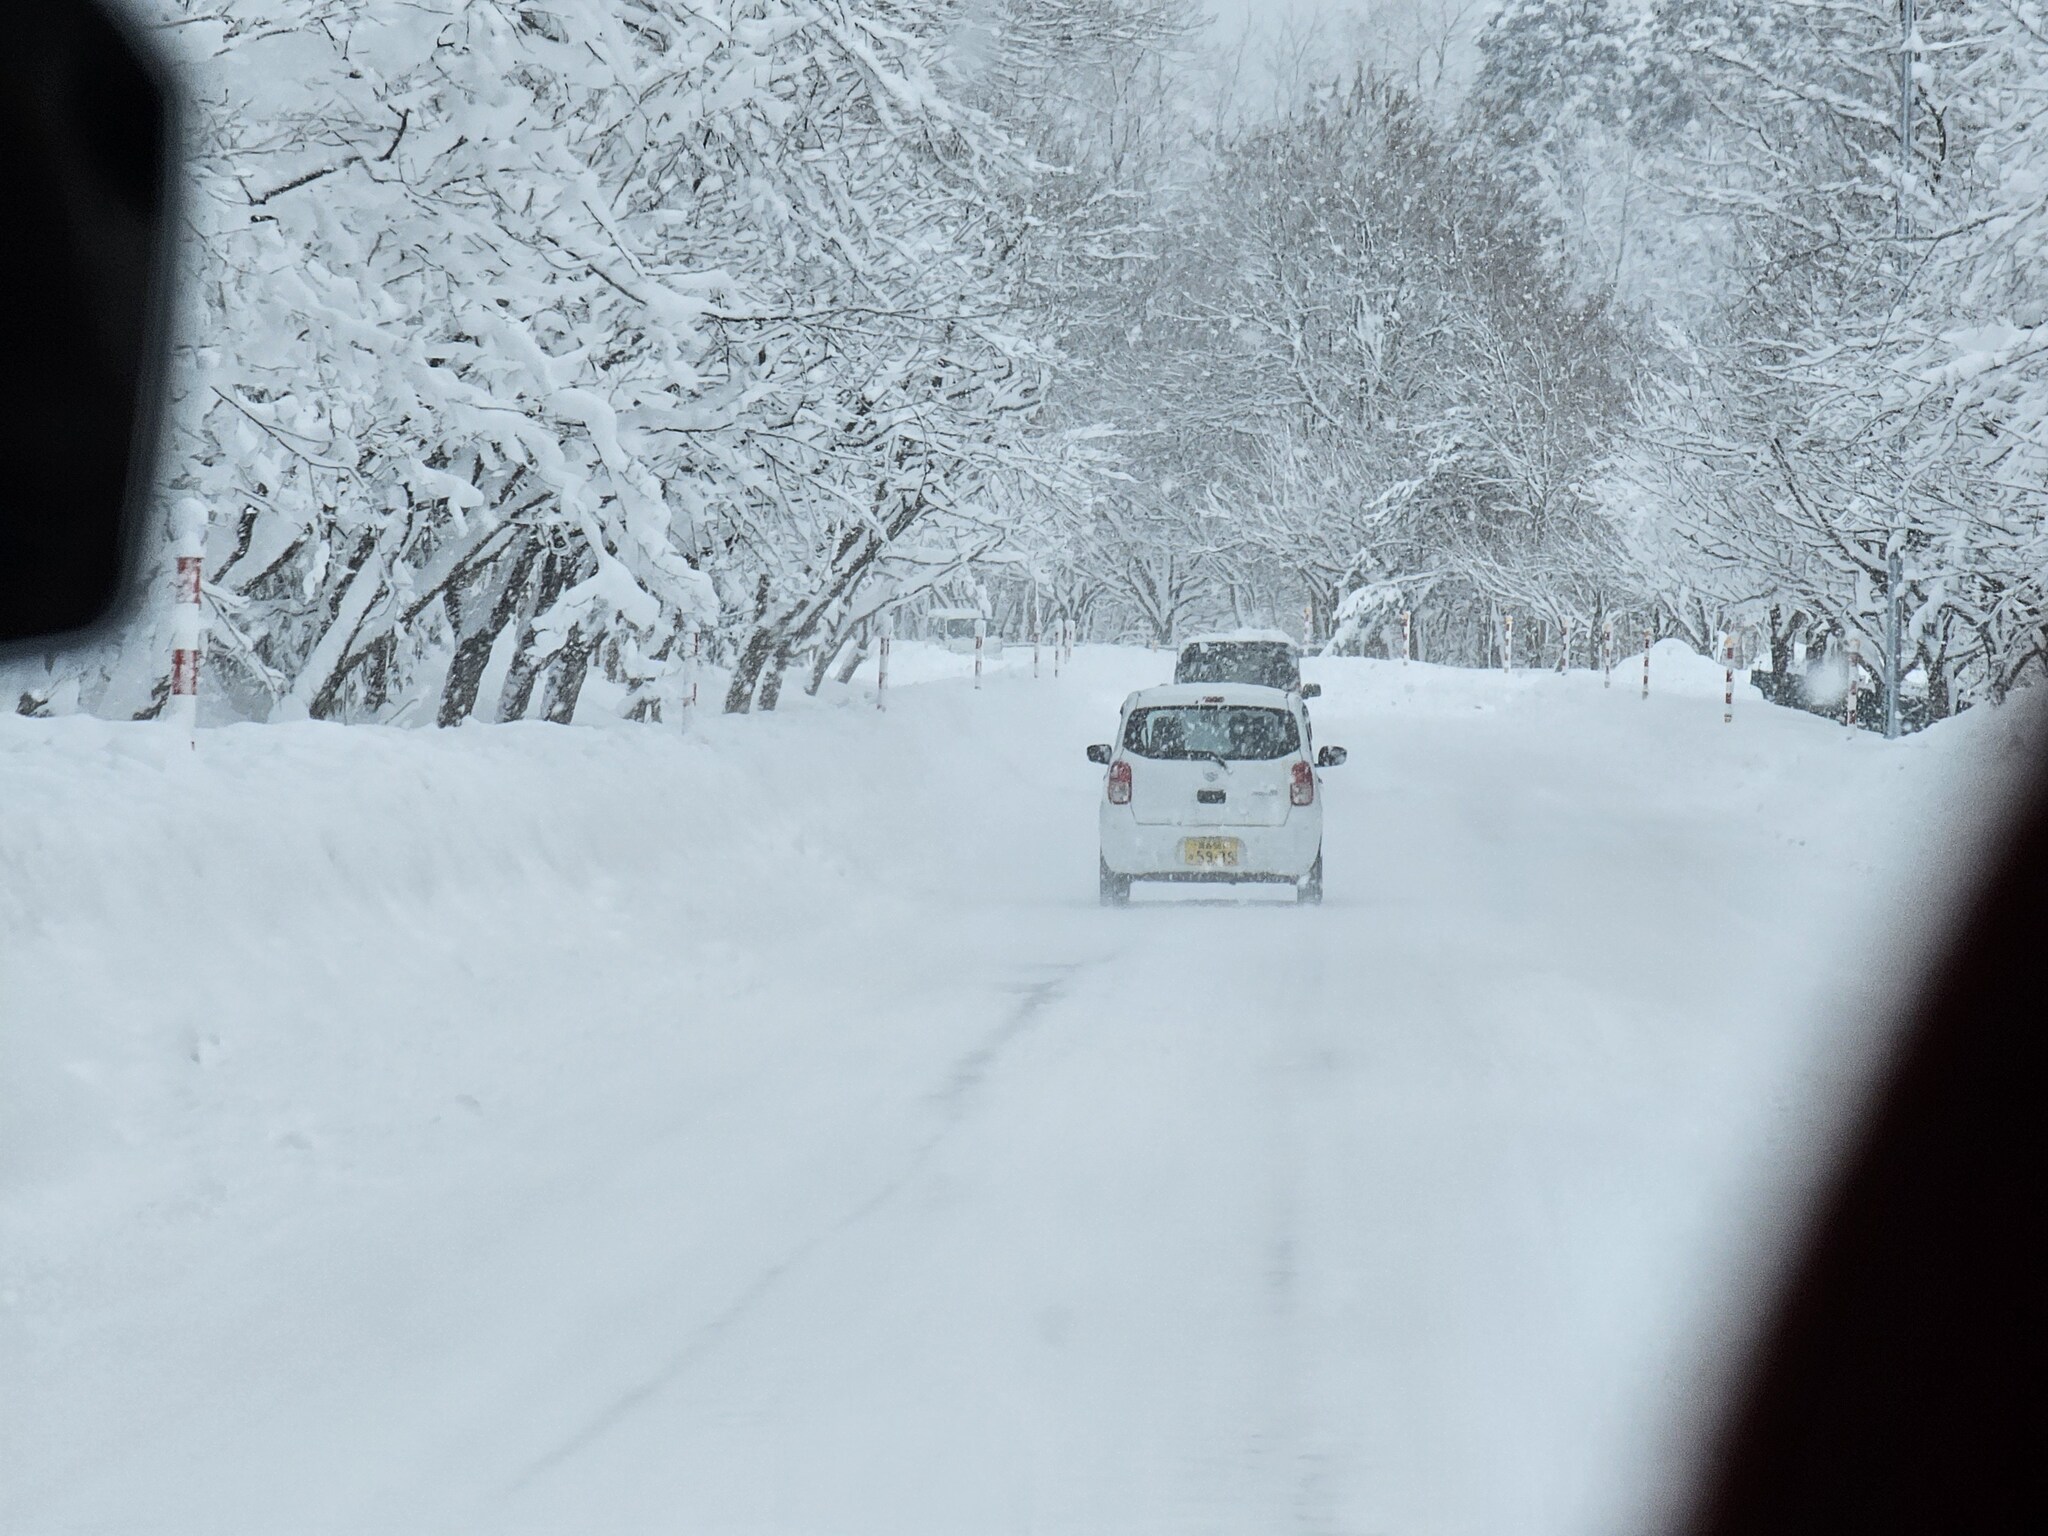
1,644,2028,1536
3,645,1080,1297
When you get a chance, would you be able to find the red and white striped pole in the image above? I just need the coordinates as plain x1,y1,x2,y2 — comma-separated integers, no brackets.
1502,612,1513,673
1032,591,1041,680
974,618,985,690
169,500,204,745
685,628,699,708
1641,630,1651,700
1401,609,1411,665
1723,632,1736,724
1603,619,1614,688
1845,637,1860,731
876,631,890,711
1556,618,1569,675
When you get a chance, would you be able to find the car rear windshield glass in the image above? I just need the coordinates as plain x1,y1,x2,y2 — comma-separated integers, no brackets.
1123,706,1300,761
1174,642,1299,690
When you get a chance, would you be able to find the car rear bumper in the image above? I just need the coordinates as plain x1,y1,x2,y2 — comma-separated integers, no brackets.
1099,808,1320,881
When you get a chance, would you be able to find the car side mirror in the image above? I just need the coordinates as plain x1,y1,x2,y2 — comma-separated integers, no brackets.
1086,743,1112,765
1299,682,1321,699
1316,746,1346,767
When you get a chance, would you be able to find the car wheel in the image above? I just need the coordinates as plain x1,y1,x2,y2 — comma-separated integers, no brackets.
1296,850,1324,905
1099,856,1131,907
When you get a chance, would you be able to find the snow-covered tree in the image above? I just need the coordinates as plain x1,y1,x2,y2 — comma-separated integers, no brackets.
1618,0,2048,720
1170,72,1633,659
16,1,1059,723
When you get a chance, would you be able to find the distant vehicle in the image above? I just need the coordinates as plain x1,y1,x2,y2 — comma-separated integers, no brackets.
1086,682,1345,906
929,607,1003,657
1173,632,1320,697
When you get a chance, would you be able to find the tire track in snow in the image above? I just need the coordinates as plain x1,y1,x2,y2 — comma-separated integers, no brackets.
495,954,1110,1498
1253,913,1343,1536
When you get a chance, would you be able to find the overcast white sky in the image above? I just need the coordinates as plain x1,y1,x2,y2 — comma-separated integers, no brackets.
1199,0,1488,103
1187,0,1490,115
1203,0,1369,40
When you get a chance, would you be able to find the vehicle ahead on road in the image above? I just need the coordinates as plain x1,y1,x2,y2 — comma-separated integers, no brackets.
1173,632,1321,698
1087,683,1346,906
928,607,1003,657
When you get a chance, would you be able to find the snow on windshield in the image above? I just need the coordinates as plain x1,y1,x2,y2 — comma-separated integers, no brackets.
1123,703,1300,760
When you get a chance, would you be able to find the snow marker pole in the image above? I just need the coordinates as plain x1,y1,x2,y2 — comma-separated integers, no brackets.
1641,630,1651,700
1032,591,1041,680
974,618,984,689
686,629,699,708
1723,633,1736,724
1503,612,1513,674
169,501,204,747
1603,620,1613,688
1845,637,1860,731
1401,609,1411,665
877,633,890,711
1557,618,1569,675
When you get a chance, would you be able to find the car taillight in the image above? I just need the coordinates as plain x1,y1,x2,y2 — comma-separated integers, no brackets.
1290,760,1314,806
1107,759,1132,805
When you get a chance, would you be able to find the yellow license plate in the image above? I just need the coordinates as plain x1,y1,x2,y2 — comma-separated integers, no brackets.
1182,836,1242,867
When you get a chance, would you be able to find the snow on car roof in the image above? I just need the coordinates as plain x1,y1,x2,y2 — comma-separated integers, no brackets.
1178,629,1300,649
1123,681,1302,709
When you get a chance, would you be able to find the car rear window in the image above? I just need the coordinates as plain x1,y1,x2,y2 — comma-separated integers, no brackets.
1173,642,1300,690
1122,706,1300,761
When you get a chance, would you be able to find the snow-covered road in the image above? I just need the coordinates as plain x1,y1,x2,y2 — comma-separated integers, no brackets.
0,648,2012,1534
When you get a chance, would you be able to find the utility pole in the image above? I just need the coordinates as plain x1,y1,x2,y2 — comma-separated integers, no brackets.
1887,0,1915,740
1885,546,1903,739
1898,0,1916,243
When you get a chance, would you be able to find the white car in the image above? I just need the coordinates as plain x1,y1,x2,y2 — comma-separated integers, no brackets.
1087,682,1345,906
928,607,1003,657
